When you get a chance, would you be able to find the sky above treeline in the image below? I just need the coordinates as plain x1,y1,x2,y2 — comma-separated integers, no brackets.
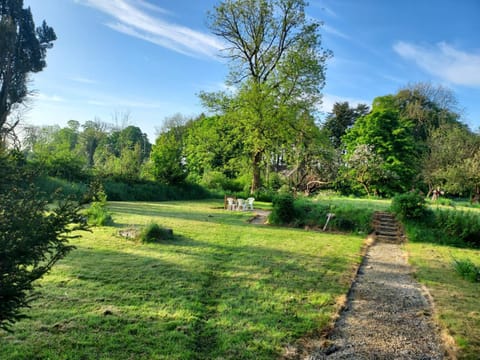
23,0,480,142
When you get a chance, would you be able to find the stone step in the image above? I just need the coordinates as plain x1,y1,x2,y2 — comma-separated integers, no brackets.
375,235,401,243
373,211,403,243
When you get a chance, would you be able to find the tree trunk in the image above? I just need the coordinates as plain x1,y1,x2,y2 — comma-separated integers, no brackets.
250,151,262,194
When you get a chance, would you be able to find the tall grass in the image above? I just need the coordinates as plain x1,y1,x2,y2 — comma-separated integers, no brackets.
35,176,87,201
270,196,375,234
402,208,480,248
104,180,210,201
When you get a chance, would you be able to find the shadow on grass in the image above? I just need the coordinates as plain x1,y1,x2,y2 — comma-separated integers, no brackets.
107,201,258,227
1,233,358,360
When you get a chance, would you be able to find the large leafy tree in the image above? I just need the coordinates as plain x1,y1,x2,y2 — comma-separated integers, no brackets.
80,119,107,168
150,115,189,185
184,114,244,182
0,0,56,138
93,125,151,181
28,124,86,181
202,0,330,193
342,96,418,195
395,83,459,143
422,123,480,196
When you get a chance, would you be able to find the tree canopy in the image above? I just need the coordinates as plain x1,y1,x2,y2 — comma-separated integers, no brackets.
0,0,56,139
202,0,331,193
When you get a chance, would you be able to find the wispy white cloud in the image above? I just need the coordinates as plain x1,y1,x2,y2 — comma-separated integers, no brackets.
323,24,350,40
310,3,338,18
76,0,224,59
32,93,66,103
393,41,480,87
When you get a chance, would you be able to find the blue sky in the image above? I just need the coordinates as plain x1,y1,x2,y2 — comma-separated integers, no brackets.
23,0,480,142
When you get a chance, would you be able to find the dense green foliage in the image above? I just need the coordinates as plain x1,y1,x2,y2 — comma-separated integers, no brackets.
323,102,369,148
84,182,112,226
391,192,429,221
435,209,480,247
13,81,478,203
269,193,296,225
103,180,210,201
0,152,87,331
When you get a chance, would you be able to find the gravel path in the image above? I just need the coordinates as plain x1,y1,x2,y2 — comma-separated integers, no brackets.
308,241,446,359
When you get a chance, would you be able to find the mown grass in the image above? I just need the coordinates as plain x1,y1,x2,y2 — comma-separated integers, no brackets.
407,240,480,359
313,194,391,212
0,200,364,359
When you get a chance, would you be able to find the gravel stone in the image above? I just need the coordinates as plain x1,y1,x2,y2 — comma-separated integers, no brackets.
308,242,445,359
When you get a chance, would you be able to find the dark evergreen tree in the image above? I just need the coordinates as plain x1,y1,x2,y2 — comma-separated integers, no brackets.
0,151,88,331
0,0,57,137
323,102,369,148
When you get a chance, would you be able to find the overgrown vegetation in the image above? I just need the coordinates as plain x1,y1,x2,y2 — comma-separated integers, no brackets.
140,222,173,243
401,208,480,249
453,258,480,283
270,195,376,234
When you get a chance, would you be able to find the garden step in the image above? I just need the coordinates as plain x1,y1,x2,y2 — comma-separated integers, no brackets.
373,211,403,243
375,235,400,243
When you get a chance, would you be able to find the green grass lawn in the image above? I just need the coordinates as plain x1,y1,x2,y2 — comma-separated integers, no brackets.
0,200,364,360
313,195,391,212
407,242,480,359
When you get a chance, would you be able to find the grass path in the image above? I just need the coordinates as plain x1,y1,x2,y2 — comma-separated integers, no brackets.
0,200,365,359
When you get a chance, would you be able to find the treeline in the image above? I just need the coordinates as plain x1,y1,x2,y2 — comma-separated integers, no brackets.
17,83,480,200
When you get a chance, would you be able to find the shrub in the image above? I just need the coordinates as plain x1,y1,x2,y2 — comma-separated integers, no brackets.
84,181,112,226
453,258,480,282
200,171,243,192
269,194,296,225
391,192,430,221
140,223,174,243
85,201,112,226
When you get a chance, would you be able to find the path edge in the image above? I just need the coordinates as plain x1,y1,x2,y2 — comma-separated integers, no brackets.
281,232,376,359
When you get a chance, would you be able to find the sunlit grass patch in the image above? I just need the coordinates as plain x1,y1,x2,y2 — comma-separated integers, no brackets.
0,200,364,359
407,243,480,359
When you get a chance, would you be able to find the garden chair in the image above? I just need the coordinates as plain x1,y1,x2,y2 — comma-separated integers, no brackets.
245,197,255,211
226,197,236,210
236,198,246,211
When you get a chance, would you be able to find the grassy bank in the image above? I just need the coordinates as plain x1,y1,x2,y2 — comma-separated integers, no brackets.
407,243,480,359
0,200,364,359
